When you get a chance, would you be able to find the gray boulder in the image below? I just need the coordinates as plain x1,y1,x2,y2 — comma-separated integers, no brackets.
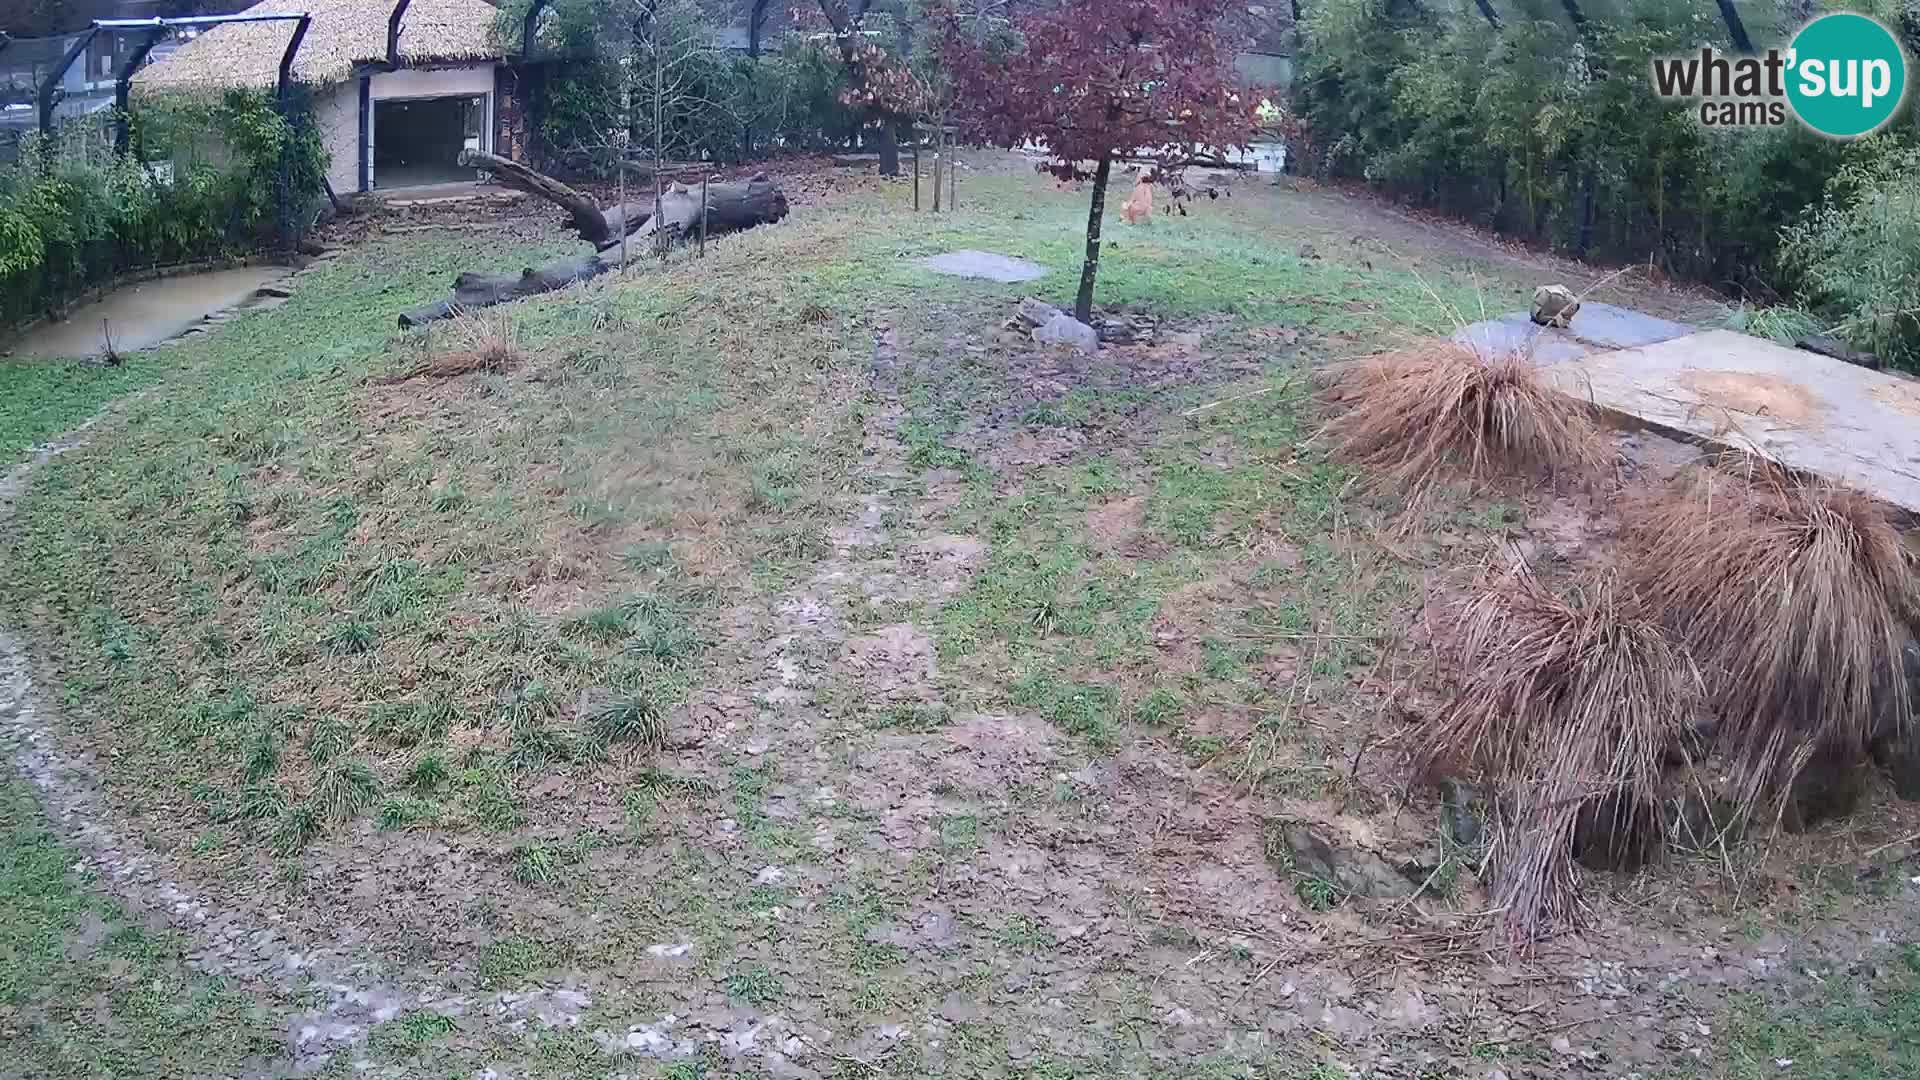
1033,313,1099,354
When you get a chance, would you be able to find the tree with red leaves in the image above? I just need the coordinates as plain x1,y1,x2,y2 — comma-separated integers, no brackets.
939,0,1259,322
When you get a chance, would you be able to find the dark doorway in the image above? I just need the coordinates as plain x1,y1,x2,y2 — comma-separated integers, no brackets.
372,95,486,189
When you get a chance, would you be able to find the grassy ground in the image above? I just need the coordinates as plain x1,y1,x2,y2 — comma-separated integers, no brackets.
3,163,1911,1078
0,775,281,1077
1718,944,1920,1079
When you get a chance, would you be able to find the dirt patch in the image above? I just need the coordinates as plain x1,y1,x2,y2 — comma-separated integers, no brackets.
844,623,939,701
1681,369,1825,427
1086,495,1147,554
1870,378,1920,417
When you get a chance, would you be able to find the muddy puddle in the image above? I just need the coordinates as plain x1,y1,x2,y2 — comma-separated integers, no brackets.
4,265,288,359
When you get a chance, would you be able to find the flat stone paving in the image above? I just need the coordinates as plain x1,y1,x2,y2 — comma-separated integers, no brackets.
919,250,1047,283
1539,328,1920,514
1454,301,1694,364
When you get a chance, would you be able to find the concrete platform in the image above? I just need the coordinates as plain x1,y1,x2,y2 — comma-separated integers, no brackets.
1454,301,1694,364
1539,328,1920,514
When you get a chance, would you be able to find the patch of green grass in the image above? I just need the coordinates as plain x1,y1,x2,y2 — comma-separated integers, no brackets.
369,1008,457,1055
0,359,169,462
365,699,458,748
312,758,380,821
997,913,1054,953
725,966,783,1006
867,701,952,733
478,934,550,988
939,813,981,854
1716,945,1920,1079
589,690,668,749
405,752,450,791
271,801,323,855
376,796,440,830
0,775,280,1077
1011,671,1118,748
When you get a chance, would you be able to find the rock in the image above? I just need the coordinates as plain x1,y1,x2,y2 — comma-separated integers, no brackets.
1016,297,1064,328
1795,333,1881,370
1094,311,1158,345
1277,824,1417,900
1439,778,1485,848
1033,313,1099,354
1531,284,1581,328
1297,242,1320,260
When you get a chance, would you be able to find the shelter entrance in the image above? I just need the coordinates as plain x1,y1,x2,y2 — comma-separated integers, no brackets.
371,94,488,189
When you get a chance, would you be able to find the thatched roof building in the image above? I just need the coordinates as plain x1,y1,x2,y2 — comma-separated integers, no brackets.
132,0,505,94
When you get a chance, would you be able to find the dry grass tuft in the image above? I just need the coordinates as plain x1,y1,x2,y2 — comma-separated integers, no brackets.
1623,462,1918,822
1419,566,1701,941
1321,342,1613,511
380,311,524,384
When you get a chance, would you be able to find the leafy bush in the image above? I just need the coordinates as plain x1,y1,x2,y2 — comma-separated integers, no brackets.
1779,144,1920,368
0,90,325,330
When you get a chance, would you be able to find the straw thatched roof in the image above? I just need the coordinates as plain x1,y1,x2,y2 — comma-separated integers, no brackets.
133,0,506,95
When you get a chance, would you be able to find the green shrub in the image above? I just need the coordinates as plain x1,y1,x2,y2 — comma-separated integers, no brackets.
1780,144,1920,370
0,89,326,330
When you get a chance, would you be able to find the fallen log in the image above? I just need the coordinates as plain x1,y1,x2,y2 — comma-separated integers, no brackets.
399,153,791,327
399,253,611,328
458,150,790,251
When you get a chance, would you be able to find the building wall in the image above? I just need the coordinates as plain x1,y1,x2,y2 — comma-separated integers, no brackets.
368,65,496,101
314,80,358,195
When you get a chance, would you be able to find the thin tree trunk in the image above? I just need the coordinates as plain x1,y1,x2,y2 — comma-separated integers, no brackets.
653,39,665,260
745,0,769,159
1716,0,1755,53
874,122,900,177
1473,0,1501,30
1075,154,1112,323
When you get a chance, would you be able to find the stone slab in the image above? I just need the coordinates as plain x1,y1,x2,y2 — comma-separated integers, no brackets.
1453,301,1694,366
1542,329,1920,514
919,250,1047,283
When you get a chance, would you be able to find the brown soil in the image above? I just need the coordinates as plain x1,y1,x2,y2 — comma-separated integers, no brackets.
1681,369,1827,427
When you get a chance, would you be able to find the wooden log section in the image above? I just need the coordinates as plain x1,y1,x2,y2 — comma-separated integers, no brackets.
398,152,791,327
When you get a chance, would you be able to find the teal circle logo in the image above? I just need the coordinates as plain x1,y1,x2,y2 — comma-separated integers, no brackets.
1786,13,1909,138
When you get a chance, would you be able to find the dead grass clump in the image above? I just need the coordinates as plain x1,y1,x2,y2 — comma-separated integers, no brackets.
1623,463,1918,822
380,311,524,384
1321,342,1612,509
1419,567,1701,941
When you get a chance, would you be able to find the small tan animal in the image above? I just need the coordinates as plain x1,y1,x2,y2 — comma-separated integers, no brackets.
1119,175,1154,225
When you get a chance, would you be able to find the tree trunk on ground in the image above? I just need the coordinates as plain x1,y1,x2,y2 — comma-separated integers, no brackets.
400,153,790,325
463,149,612,243
400,254,612,327
1075,154,1112,323
463,150,788,251
1716,0,1755,53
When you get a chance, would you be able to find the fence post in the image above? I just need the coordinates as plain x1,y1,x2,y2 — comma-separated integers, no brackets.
950,155,957,212
912,136,920,212
699,175,709,257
